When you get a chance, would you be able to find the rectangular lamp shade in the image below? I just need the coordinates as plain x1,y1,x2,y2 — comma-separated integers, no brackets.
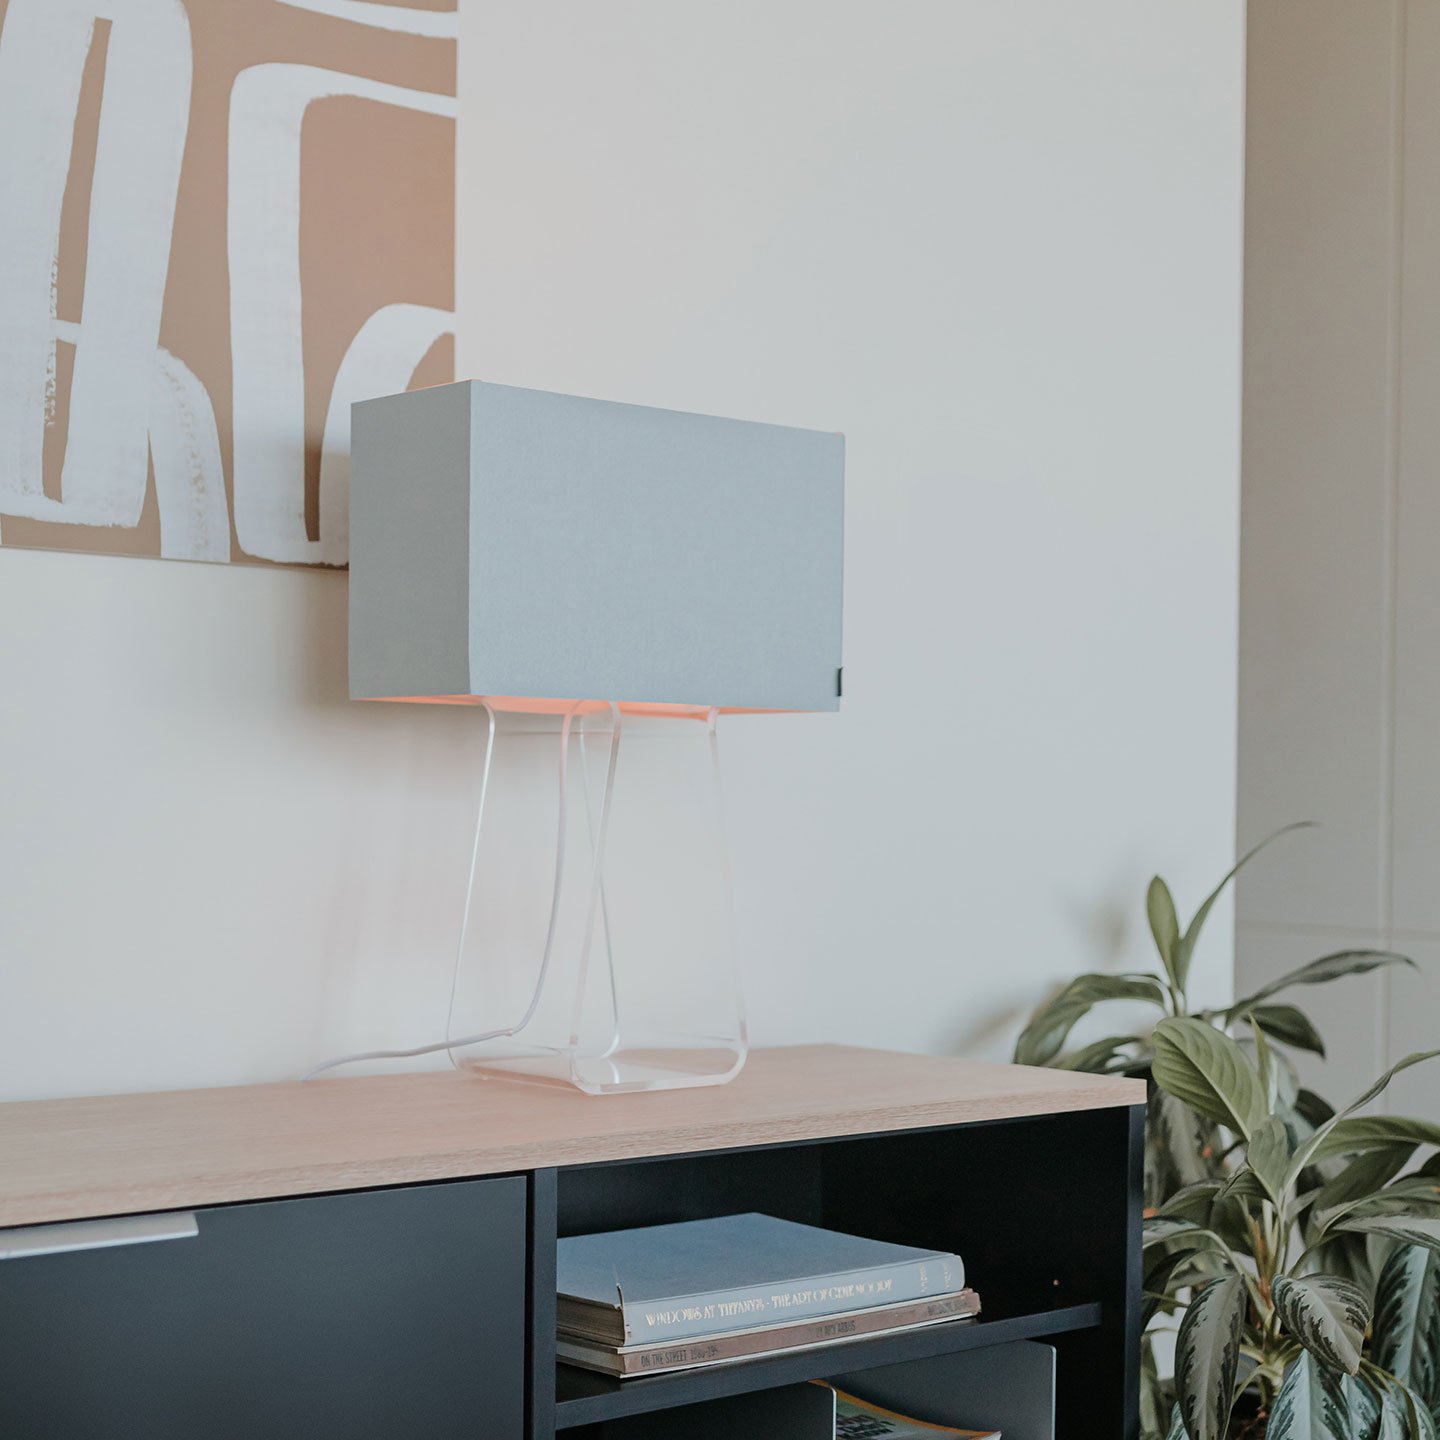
349,381,845,712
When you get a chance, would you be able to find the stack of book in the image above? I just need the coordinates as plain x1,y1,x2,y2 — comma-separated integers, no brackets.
555,1213,979,1378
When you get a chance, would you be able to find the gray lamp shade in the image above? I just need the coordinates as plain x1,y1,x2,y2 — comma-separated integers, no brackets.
348,381,844,712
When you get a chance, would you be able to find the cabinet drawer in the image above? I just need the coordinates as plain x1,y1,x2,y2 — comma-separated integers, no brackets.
0,1177,526,1440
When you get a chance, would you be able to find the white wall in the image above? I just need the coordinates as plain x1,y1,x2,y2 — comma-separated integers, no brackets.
0,0,1245,1101
1238,0,1440,1115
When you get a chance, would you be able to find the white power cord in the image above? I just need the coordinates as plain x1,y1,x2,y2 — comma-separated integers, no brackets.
300,702,605,1082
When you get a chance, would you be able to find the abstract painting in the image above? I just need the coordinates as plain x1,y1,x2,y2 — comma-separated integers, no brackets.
0,0,456,566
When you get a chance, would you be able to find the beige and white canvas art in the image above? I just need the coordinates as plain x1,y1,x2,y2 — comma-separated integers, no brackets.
0,0,456,567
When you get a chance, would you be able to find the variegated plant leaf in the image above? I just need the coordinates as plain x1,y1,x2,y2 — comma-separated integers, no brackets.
1289,1063,1440,1188
1234,948,1414,1010
1247,1114,1294,1207
1014,973,1169,1067
1240,1028,1300,1132
1305,1231,1383,1298
1210,1184,1262,1257
1307,1146,1417,1233
1013,998,1102,1069
1055,1035,1143,1072
1158,1180,1225,1224
1148,876,1181,992
1273,1274,1371,1375
1373,1244,1440,1412
1273,1045,1303,1114
1139,1214,1227,1316
1140,1333,1173,1440
1382,1375,1440,1440
1144,1216,1207,1246
1346,1371,1383,1440
1297,1088,1337,1129
1250,1018,1280,1112
1347,1373,1409,1440
1340,1214,1440,1253
1375,1385,1410,1440
1152,1018,1267,1142
1148,1083,1220,1208
1246,1002,1327,1056
1340,1050,1440,1117
1216,1165,1269,1209
1327,1177,1440,1233
1143,1245,1211,1328
1371,1175,1440,1209
1174,1275,1246,1440
1285,1100,1332,1189
1310,1118,1440,1168
1171,823,1314,996
1268,1351,1352,1440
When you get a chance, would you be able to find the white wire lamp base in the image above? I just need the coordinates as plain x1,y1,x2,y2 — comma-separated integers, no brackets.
442,701,748,1095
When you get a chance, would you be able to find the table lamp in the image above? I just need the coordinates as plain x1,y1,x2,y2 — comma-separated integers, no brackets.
315,380,844,1094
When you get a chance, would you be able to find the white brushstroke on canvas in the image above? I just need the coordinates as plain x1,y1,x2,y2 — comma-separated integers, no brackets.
46,316,230,562
275,0,457,39
227,63,455,565
0,0,191,528
149,351,231,562
0,2,95,513
0,3,452,564
319,303,454,554
65,0,192,526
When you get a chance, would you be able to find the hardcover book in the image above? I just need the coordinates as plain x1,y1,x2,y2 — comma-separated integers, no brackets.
557,1290,980,1377
831,1388,999,1439
556,1214,966,1346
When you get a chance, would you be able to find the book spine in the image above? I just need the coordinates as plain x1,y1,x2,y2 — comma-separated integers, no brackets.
616,1293,978,1374
620,1254,963,1344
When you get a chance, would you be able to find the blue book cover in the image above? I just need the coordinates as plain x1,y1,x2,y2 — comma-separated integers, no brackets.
556,1213,965,1345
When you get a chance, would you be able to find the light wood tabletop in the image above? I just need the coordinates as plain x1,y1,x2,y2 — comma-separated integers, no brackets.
0,1044,1145,1228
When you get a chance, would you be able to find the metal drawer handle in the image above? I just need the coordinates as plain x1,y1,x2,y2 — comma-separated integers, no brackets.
0,1212,198,1261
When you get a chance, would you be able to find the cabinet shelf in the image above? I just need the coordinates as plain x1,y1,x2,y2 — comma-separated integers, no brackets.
553,1298,1104,1428
0,1048,1143,1439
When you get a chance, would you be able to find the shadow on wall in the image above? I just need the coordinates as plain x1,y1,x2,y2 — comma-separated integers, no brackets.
939,881,1138,1063
287,567,493,1073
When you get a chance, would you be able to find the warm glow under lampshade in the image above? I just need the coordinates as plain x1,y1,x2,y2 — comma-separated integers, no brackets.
348,381,845,712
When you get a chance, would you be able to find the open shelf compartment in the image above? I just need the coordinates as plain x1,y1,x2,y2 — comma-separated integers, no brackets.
555,1299,1094,1427
565,1339,1059,1439
543,1105,1138,1436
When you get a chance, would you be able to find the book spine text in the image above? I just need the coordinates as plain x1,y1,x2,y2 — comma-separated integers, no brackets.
621,1256,962,1343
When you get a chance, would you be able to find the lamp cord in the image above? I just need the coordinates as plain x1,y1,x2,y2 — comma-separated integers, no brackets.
299,703,586,1082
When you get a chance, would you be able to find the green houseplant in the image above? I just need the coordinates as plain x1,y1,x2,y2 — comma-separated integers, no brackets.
1144,1017,1440,1438
1014,830,1440,1438
1012,825,1411,1208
